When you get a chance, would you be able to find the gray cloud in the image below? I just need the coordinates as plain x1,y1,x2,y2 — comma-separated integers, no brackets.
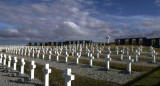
0,0,159,43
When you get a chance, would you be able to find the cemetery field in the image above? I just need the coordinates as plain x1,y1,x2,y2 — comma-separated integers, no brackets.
1,44,160,86
13,57,119,86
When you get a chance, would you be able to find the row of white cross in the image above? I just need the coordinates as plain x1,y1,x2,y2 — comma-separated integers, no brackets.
5,48,135,74
6,45,158,61
3,45,159,74
0,53,75,86
115,46,158,63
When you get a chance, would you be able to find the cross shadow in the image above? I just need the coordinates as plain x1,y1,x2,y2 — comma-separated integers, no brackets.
81,65,91,68
51,59,56,61
147,62,158,64
2,72,22,78
118,70,129,74
0,69,6,72
8,79,43,86
97,67,107,71
58,61,66,63
147,62,152,64
68,63,77,66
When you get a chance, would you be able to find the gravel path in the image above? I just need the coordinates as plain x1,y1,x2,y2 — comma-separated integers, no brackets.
0,64,43,86
3,52,141,84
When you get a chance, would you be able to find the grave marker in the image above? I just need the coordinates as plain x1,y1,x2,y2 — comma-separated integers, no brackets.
135,50,139,62
20,58,25,74
62,68,75,86
65,52,69,63
130,46,134,52
0,53,3,64
126,56,134,74
151,50,157,63
115,46,119,55
13,56,18,70
76,53,80,64
3,54,7,66
48,51,52,60
120,50,124,61
105,54,111,70
43,64,51,86
89,53,94,67
29,61,36,79
55,51,60,61
126,48,130,55
7,55,12,68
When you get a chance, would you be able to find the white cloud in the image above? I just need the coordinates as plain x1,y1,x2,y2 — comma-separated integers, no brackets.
155,0,160,6
63,21,85,34
0,0,160,42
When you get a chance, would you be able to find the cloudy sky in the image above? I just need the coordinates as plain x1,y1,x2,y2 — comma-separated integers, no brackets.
0,0,160,43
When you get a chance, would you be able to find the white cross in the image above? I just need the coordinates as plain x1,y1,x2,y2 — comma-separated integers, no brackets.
71,49,75,56
30,61,36,79
115,46,119,55
0,53,3,64
20,58,25,74
42,51,45,59
64,48,68,55
139,46,143,52
119,50,124,61
48,51,52,60
24,49,27,56
62,68,75,86
7,55,12,68
151,50,157,63
37,50,40,58
18,49,21,55
107,50,111,57
105,54,111,70
3,54,7,66
13,56,17,70
55,51,60,61
76,53,81,64
92,47,94,54
89,53,94,67
130,46,134,52
126,48,130,55
99,49,102,54
78,49,82,56
28,50,31,56
137,48,141,56
96,50,100,58
43,64,51,86
21,49,23,55
126,56,134,74
15,49,18,54
32,50,35,58
135,50,139,62
86,47,88,53
87,50,90,57
65,52,69,63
